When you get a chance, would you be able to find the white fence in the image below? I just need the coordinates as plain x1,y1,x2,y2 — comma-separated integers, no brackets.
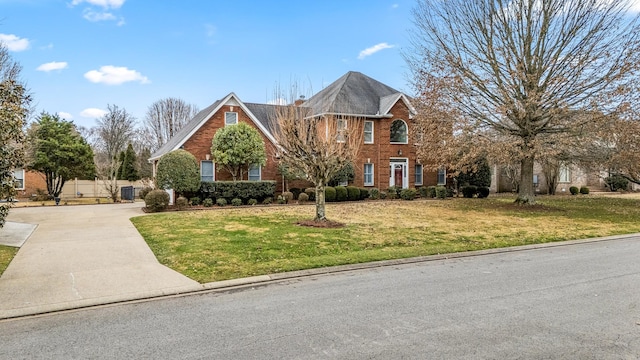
60,178,149,199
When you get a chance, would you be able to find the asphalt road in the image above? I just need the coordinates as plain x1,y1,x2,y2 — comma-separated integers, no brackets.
1,236,639,359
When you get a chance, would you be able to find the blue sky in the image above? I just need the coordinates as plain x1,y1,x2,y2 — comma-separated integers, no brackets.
1,0,416,129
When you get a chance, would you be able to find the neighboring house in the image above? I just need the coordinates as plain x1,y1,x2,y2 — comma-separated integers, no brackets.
11,169,48,199
491,163,608,194
149,71,442,191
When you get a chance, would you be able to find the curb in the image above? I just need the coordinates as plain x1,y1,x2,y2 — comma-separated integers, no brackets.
2,233,638,321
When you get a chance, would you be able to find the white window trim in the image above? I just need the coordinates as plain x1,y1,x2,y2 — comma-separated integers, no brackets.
13,168,25,190
390,119,409,144
364,163,374,186
364,120,374,144
558,165,571,183
225,112,238,126
437,168,446,185
200,160,215,182
248,164,262,181
415,164,423,186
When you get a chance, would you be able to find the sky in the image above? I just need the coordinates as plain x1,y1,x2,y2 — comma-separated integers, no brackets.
1,0,416,129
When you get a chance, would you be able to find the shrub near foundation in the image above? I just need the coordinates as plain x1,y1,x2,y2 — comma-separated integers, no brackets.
346,186,360,201
325,186,337,202
145,190,170,212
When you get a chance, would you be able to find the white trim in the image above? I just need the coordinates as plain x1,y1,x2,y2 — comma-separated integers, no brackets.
225,111,238,126
364,120,374,144
336,118,347,143
13,168,25,190
379,93,417,118
248,164,261,181
390,119,409,144
200,160,215,182
389,158,409,189
364,163,374,186
414,164,423,186
437,168,446,185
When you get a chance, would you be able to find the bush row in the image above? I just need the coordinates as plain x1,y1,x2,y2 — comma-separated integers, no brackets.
460,185,491,198
570,186,590,195
199,181,276,202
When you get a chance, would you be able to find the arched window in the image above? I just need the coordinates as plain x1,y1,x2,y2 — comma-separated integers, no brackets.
390,119,408,144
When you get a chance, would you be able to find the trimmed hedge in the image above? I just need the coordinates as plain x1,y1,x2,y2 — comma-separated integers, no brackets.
325,186,337,202
477,186,490,198
569,186,579,195
346,186,360,201
435,186,447,199
200,181,276,202
359,188,370,200
462,185,478,198
304,188,316,201
369,188,380,200
335,186,348,201
298,192,309,202
580,186,590,194
144,190,170,212
400,188,417,200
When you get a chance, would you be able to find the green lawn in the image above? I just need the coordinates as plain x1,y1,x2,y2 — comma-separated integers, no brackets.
131,195,640,283
0,245,19,276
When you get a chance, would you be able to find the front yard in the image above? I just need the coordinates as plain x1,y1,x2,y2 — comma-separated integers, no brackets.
131,195,640,283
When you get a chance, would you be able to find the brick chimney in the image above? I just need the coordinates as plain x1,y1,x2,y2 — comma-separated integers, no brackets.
294,95,306,106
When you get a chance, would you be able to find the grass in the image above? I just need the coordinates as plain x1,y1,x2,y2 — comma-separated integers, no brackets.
131,195,640,283
0,245,19,276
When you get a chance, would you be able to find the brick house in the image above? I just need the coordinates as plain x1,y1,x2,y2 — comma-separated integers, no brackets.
150,71,444,192
11,169,48,199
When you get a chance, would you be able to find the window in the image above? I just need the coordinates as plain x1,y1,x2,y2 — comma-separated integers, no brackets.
390,119,408,144
364,121,374,144
248,164,261,181
225,112,238,126
415,164,423,186
364,163,374,186
336,118,347,142
437,168,446,185
13,169,24,190
201,160,214,182
559,165,570,183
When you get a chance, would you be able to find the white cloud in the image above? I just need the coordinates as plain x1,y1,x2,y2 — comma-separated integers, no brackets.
83,9,116,22
40,43,54,50
0,34,30,52
392,3,399,9
358,42,395,60
84,65,150,85
36,61,68,72
71,0,125,9
80,108,107,118
58,112,73,120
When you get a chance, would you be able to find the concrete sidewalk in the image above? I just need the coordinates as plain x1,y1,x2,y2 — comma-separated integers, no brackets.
0,203,201,319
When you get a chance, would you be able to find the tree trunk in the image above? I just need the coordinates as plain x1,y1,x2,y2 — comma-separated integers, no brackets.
516,155,536,204
314,183,326,222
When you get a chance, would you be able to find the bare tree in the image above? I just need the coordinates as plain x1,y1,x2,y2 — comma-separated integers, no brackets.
271,105,363,223
407,0,640,204
143,97,199,152
92,104,137,201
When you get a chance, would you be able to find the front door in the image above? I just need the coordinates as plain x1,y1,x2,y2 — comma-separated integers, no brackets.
389,159,408,188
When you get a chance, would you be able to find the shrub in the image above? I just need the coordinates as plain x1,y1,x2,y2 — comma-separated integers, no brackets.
369,188,380,200
462,185,478,198
325,186,337,202
569,186,579,195
400,188,417,200
346,186,360,201
247,198,258,205
203,198,213,207
139,186,153,200
277,195,286,204
379,191,388,200
231,198,243,206
427,186,437,198
359,188,370,200
418,187,428,198
446,187,455,198
477,187,490,198
175,196,188,209
199,181,276,203
606,175,629,192
156,150,200,197
262,197,273,205
387,186,400,199
216,198,227,206
334,186,348,201
289,188,302,200
435,186,447,199
282,191,294,203
144,190,170,212
190,197,201,206
304,188,316,201
298,192,309,202
580,186,589,195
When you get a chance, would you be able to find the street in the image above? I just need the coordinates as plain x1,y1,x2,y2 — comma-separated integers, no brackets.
1,236,639,359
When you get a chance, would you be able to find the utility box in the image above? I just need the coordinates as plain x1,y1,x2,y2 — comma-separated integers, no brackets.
121,186,134,202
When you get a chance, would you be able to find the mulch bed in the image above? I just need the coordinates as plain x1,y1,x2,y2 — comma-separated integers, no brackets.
296,219,345,228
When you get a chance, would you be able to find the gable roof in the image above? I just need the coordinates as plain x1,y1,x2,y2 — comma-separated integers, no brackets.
302,71,413,117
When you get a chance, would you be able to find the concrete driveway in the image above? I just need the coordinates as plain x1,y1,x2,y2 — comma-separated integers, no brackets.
0,203,201,318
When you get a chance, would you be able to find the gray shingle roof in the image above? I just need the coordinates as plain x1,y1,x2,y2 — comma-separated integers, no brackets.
302,71,402,116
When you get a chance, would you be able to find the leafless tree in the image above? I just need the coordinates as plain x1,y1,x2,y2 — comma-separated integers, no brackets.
271,105,363,223
407,0,640,204
92,104,137,201
142,97,199,152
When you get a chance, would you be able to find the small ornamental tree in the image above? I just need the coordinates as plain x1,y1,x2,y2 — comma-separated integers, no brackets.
155,149,200,197
27,113,96,198
211,122,266,181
